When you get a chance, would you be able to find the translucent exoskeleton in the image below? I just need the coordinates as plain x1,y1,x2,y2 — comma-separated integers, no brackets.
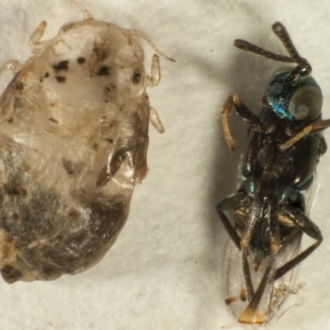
217,22,330,324
0,0,173,283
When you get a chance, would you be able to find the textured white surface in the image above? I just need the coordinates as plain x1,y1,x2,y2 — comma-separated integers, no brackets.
0,0,330,329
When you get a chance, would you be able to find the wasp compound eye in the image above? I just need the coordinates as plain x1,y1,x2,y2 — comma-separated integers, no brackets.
289,86,323,120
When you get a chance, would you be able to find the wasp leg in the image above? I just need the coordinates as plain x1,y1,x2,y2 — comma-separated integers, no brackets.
239,199,265,303
269,188,281,255
273,206,323,280
222,94,263,151
275,228,302,263
239,257,275,324
239,194,280,324
217,192,256,303
240,246,255,302
280,119,330,150
225,286,247,305
216,191,248,250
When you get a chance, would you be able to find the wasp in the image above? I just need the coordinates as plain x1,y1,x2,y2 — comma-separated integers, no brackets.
217,22,330,324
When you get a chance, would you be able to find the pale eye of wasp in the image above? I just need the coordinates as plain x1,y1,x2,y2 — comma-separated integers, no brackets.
288,86,323,120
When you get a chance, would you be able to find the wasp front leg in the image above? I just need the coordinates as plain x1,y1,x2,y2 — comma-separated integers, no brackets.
221,94,263,151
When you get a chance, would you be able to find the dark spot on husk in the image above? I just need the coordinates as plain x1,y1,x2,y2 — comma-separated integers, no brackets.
67,210,80,221
7,118,13,123
15,82,24,90
21,164,31,172
12,213,19,221
105,138,113,143
14,97,23,110
132,70,141,84
93,46,108,61
4,184,27,197
42,265,57,277
44,72,49,78
1,265,22,284
19,188,27,197
56,76,66,83
97,66,110,76
62,159,79,176
49,118,59,124
53,60,69,71
77,57,85,64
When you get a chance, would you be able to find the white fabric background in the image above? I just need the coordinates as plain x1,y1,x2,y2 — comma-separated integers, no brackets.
0,0,330,329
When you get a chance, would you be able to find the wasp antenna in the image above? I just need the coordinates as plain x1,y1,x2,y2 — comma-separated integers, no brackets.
272,22,312,73
234,39,294,63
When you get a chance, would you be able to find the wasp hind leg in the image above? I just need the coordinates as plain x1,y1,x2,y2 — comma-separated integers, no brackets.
216,191,249,250
274,206,322,280
216,192,258,309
